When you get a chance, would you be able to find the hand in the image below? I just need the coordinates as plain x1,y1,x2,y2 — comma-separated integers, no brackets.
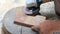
31,20,60,34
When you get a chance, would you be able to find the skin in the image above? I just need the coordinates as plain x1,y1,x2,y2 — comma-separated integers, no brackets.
32,20,60,34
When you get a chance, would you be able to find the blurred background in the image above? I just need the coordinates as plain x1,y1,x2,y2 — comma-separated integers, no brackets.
0,0,26,22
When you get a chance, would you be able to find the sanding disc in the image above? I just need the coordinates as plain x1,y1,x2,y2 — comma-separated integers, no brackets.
2,7,38,34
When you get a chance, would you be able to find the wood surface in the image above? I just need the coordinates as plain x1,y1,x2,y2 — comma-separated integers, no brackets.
14,11,46,27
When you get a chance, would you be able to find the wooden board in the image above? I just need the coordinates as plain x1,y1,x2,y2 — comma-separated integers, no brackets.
14,11,46,27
